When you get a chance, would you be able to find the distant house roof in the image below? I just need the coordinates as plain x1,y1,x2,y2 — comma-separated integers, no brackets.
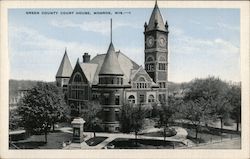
56,50,73,77
146,2,167,32
99,43,124,76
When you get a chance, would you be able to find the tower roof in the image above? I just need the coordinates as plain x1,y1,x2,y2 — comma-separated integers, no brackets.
56,49,73,77
99,43,124,75
146,1,167,32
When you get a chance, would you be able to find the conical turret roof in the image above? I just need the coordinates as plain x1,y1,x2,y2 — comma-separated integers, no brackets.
146,1,167,32
99,43,124,75
56,49,73,77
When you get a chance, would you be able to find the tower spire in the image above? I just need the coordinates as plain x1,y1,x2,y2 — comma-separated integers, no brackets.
110,18,112,43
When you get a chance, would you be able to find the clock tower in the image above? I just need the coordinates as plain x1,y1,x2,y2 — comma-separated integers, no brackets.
144,1,169,103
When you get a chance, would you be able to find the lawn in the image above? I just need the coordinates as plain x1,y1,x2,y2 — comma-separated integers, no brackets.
10,131,72,149
186,128,240,144
141,128,177,137
106,138,185,149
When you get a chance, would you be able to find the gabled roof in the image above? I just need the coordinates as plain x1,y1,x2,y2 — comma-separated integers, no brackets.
146,1,167,32
79,63,98,84
130,66,158,87
56,50,73,77
99,43,124,75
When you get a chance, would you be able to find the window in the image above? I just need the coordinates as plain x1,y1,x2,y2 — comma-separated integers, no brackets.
148,95,155,103
146,63,154,71
135,76,148,89
159,82,166,88
159,63,166,70
128,95,135,104
115,95,120,105
146,56,154,62
73,74,82,82
139,95,145,103
104,93,109,105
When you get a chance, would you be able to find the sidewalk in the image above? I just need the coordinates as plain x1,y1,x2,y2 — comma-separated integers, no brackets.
60,126,192,149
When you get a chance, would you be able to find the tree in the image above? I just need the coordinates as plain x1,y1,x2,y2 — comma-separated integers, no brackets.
131,105,146,140
210,95,232,134
159,95,182,141
181,97,210,139
183,77,232,134
120,104,146,142
227,84,241,131
9,109,21,130
79,101,102,137
120,104,133,133
18,82,66,143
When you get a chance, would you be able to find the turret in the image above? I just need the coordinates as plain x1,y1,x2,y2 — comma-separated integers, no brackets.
56,48,73,88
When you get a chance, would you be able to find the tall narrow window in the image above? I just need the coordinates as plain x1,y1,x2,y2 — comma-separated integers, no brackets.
115,95,120,105
139,95,145,104
148,95,155,103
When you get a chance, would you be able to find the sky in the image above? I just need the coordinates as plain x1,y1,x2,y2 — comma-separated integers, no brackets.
8,7,240,83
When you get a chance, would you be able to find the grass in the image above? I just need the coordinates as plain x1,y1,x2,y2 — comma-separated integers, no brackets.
10,131,72,149
106,138,185,149
142,128,177,137
186,128,240,144
85,136,108,146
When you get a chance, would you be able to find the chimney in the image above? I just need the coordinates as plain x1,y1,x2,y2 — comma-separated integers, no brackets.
82,53,90,63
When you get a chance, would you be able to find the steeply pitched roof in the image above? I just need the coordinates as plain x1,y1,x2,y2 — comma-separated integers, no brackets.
146,1,167,32
89,51,140,85
130,66,158,87
56,50,73,77
99,43,124,75
79,63,98,84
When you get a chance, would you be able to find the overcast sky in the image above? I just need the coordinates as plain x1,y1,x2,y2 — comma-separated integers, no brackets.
8,7,240,83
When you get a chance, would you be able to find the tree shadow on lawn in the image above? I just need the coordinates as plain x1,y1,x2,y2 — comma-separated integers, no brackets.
85,136,108,146
107,138,185,149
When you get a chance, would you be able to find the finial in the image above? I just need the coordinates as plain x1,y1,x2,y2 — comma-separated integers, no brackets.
110,18,112,43
155,0,158,6
77,58,79,63
165,21,168,28
65,47,67,53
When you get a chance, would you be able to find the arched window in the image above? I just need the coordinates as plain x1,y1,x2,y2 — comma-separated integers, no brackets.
135,76,148,89
148,95,155,103
159,56,166,61
139,77,146,82
73,73,82,83
146,56,154,62
128,95,135,104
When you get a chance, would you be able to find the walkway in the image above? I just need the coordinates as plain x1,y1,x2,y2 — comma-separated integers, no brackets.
60,126,192,149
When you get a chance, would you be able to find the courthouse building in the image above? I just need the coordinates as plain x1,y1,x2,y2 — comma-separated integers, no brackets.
56,1,169,132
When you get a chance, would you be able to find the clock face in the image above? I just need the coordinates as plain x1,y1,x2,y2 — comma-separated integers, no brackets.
159,36,166,47
146,36,154,47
